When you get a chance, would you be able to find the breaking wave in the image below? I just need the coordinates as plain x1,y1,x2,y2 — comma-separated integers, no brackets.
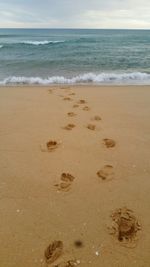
0,40,65,47
20,40,65,45
0,72,150,85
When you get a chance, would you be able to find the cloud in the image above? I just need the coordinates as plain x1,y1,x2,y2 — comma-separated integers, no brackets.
0,0,149,28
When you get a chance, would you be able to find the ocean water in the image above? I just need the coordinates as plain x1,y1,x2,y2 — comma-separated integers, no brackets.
0,28,150,85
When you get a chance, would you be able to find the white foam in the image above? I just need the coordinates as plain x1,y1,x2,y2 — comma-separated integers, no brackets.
20,40,65,45
0,72,150,85
0,45,3,49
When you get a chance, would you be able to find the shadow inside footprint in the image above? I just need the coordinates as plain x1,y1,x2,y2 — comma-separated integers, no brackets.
56,182,71,191
78,99,87,104
103,138,116,148
40,140,61,152
83,106,90,111
67,112,76,117
63,124,76,130
92,115,101,121
97,165,114,181
46,140,60,151
63,97,72,101
73,104,79,108
45,240,63,264
61,173,75,182
87,124,96,130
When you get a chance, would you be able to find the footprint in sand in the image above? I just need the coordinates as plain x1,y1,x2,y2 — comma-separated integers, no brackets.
55,173,75,192
63,124,76,130
46,140,60,151
83,106,90,111
103,138,116,148
109,207,141,247
44,240,63,264
97,165,114,181
63,97,73,101
61,173,75,182
86,124,96,130
67,112,77,117
78,99,87,104
40,140,61,152
55,182,71,191
73,104,79,108
92,115,101,121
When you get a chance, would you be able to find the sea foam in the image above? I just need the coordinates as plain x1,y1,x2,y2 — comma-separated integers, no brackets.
0,72,150,85
20,40,65,45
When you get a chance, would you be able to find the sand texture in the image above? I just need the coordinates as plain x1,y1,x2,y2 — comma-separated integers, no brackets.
0,85,150,267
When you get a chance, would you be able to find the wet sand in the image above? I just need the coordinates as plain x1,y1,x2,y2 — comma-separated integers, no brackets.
0,85,150,267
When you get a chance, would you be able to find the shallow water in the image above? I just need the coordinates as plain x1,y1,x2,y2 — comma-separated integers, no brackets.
0,28,150,85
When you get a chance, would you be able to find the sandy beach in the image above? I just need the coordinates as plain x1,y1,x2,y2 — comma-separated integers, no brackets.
0,85,150,267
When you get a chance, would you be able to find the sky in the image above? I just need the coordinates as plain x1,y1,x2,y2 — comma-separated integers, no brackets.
0,0,150,29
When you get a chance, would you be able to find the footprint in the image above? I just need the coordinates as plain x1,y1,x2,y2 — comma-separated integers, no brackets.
61,173,75,182
67,112,77,117
40,140,61,152
55,182,71,191
92,115,101,121
73,104,79,108
109,207,141,247
83,106,90,111
103,138,116,148
63,97,72,101
46,140,60,151
44,240,63,264
55,173,75,192
78,99,87,104
63,124,76,130
86,124,96,130
97,165,114,181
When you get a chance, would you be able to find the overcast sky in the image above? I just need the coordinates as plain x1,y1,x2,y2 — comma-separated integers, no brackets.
0,0,150,29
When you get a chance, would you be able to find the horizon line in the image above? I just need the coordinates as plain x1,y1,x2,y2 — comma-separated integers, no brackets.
0,27,150,30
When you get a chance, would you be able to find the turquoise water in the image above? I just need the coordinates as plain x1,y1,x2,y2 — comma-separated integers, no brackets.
0,28,150,85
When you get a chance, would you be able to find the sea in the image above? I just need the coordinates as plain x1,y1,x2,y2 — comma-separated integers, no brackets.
0,28,150,85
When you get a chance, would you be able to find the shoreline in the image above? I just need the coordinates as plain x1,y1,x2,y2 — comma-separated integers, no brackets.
0,85,150,267
0,84,150,88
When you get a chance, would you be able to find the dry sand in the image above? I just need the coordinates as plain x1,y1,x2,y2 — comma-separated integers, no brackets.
0,85,150,267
